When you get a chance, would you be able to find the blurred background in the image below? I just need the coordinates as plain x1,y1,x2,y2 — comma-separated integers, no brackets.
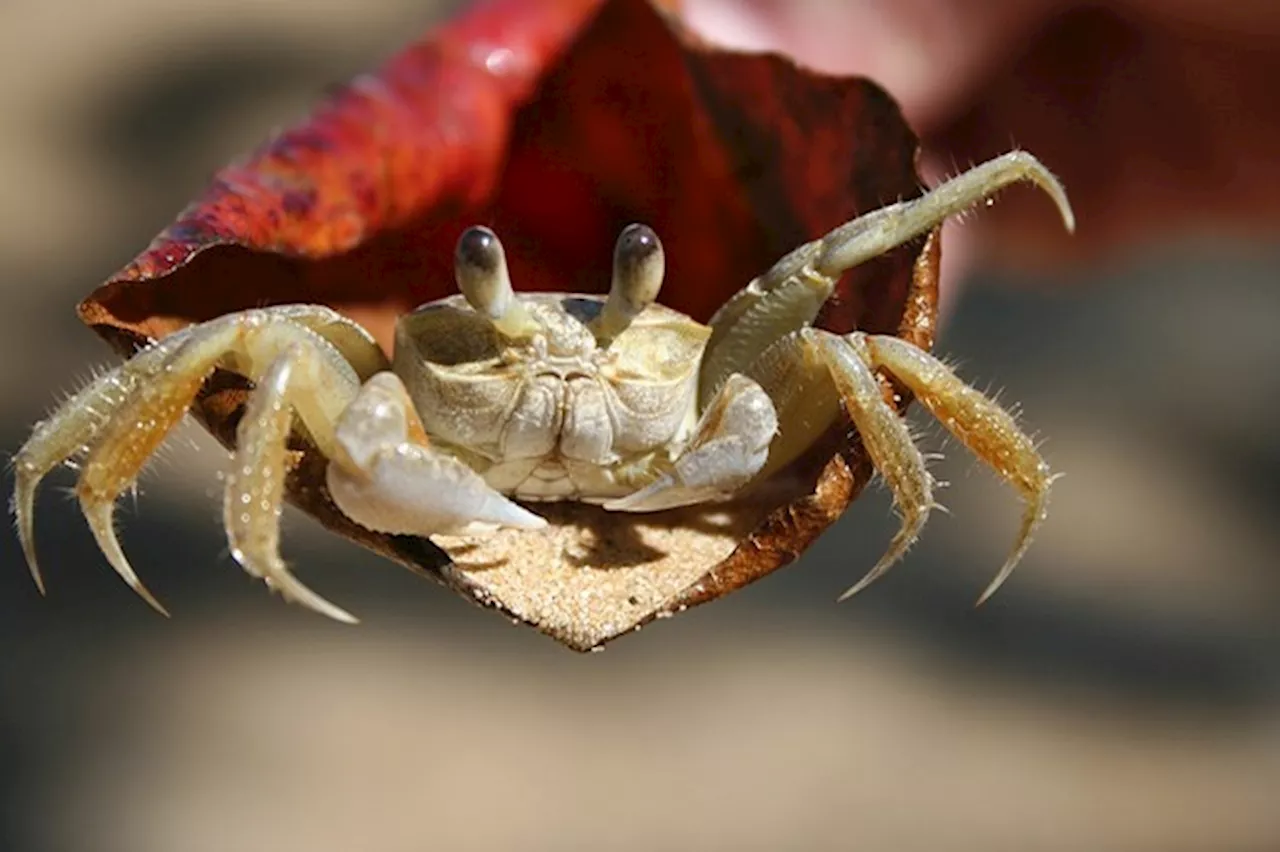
1,1,1277,850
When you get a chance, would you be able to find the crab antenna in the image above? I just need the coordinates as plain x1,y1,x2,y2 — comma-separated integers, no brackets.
455,226,538,337
595,223,665,342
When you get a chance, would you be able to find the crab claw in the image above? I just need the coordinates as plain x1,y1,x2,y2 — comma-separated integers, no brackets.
606,374,776,512
328,442,547,536
326,372,546,537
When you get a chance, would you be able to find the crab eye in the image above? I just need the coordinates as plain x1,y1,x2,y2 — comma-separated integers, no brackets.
596,223,665,341
454,226,536,337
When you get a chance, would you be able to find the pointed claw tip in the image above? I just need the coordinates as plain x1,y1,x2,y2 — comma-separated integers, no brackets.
974,534,1038,608
18,528,47,597
976,475,1052,606
974,575,1007,608
1015,150,1075,234
13,470,45,595
975,511,1043,607
1049,188,1077,235
837,502,931,604
835,583,866,603
836,558,895,602
289,584,359,625
134,583,172,618
322,605,359,626
503,502,548,531
82,495,173,618
975,552,1024,607
837,572,883,603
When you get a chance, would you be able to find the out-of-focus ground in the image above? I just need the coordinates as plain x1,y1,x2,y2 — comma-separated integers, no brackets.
1,1,1277,850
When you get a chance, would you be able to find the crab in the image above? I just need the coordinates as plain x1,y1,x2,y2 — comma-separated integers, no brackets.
14,151,1072,625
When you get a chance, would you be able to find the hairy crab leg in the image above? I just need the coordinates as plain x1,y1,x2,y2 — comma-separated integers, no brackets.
812,151,1073,277
13,306,373,615
792,328,1053,602
13,335,185,594
225,345,361,623
326,372,546,537
860,333,1056,603
806,330,938,600
69,316,364,614
701,150,1075,404
72,333,224,614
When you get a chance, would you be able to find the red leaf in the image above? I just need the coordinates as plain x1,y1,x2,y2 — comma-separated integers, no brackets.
81,0,920,349
76,0,936,648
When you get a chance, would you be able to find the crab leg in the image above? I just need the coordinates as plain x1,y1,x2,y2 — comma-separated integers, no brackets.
224,344,361,623
859,333,1055,603
812,151,1073,277
13,307,378,614
37,314,359,613
794,329,1052,602
805,330,937,600
72,332,228,614
13,336,185,595
604,373,777,512
701,150,1075,403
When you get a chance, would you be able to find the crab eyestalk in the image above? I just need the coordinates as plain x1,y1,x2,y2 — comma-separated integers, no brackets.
455,226,539,338
594,223,665,343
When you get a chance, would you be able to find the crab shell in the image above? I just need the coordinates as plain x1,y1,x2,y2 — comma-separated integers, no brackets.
71,0,937,649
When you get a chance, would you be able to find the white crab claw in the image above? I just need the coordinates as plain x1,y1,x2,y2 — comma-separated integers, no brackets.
327,372,546,537
606,374,776,513
328,444,545,537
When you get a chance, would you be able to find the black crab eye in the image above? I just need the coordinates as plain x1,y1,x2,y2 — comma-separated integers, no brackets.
455,225,503,275
614,223,662,283
611,223,664,308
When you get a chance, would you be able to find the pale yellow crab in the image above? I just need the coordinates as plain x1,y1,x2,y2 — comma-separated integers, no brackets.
14,151,1073,624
